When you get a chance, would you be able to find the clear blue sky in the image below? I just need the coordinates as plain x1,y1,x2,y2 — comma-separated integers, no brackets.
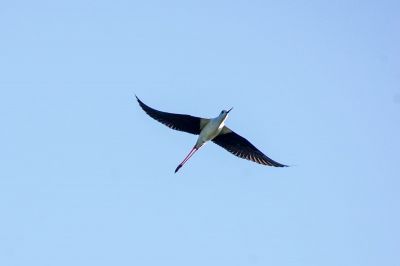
1,1,399,265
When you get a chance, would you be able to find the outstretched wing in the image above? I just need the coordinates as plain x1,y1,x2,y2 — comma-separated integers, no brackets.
212,127,287,167
136,96,208,135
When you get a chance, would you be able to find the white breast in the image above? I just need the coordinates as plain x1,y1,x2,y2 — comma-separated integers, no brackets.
195,116,226,148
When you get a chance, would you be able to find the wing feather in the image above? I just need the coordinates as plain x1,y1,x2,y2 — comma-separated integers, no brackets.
212,127,287,167
136,96,206,135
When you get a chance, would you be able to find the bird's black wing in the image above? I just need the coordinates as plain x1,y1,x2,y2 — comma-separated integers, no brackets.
136,96,207,135
212,127,287,167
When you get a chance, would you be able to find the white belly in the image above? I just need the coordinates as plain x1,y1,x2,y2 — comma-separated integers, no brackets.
195,118,224,148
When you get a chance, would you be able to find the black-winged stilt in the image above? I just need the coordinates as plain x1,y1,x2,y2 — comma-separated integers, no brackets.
136,96,287,173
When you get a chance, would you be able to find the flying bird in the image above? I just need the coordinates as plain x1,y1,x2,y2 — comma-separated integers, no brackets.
136,96,287,173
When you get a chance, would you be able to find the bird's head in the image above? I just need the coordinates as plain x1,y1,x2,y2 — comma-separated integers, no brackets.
219,107,233,118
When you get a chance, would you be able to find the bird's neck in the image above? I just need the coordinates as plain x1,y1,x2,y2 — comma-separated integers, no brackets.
213,114,228,128
216,114,228,121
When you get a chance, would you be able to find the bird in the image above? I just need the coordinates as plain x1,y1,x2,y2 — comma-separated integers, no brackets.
135,95,287,173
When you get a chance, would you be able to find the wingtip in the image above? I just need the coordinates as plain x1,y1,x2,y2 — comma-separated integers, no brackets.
277,163,289,167
135,95,144,106
269,161,288,167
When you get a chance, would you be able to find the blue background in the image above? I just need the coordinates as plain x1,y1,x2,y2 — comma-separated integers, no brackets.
1,1,399,265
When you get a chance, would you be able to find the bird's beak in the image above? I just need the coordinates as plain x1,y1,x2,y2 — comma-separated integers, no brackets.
227,107,233,113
